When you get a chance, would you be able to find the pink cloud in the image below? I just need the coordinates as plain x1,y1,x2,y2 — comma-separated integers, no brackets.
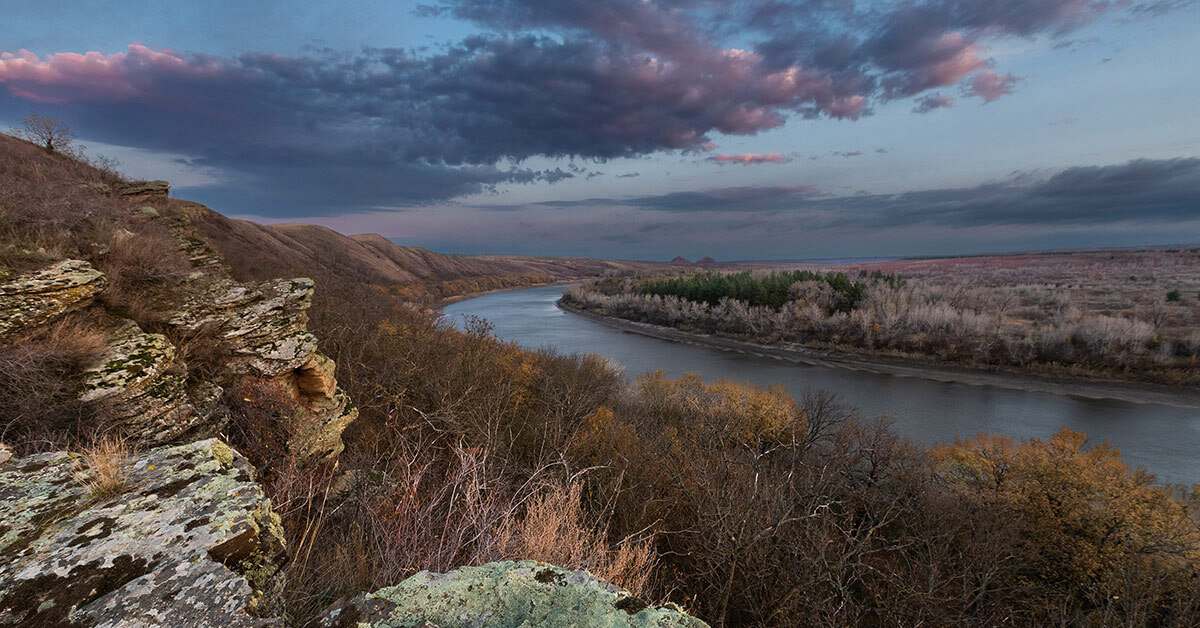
0,45,231,103
709,152,791,165
967,70,1020,102
922,33,990,88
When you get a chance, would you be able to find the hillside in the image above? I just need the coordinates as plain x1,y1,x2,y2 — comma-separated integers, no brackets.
5,132,1200,628
185,203,670,298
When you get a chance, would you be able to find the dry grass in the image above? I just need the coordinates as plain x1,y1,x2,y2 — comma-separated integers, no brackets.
73,434,135,500
0,313,110,451
496,481,658,599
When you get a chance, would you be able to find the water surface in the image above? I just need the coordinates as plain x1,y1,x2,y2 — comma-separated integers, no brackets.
445,285,1200,483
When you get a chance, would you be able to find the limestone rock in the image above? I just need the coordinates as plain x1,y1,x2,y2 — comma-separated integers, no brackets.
312,560,708,628
0,439,284,627
81,321,215,446
169,278,356,458
0,259,106,338
132,205,161,219
116,180,170,198
170,278,315,378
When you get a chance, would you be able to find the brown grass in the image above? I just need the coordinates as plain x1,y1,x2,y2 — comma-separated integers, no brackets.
0,313,110,451
73,434,135,500
496,481,658,599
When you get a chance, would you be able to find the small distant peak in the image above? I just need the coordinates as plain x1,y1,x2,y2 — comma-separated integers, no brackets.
670,256,693,265
695,256,718,266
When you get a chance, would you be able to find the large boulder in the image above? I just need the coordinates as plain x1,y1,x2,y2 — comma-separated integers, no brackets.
0,439,284,627
0,259,106,338
313,560,708,628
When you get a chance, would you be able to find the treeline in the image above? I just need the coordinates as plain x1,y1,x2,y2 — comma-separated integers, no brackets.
564,272,1200,383
642,269,874,311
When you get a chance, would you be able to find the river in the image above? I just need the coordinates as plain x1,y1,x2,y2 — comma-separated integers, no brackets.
444,285,1200,483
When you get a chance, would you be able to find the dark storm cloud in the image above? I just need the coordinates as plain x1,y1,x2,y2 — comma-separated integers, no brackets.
0,0,1181,216
489,158,1200,228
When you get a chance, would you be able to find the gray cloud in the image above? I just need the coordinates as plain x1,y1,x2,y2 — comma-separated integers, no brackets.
0,0,1182,218
484,158,1200,229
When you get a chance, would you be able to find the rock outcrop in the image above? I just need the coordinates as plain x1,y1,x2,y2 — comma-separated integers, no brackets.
0,439,284,627
116,180,171,198
81,321,221,446
168,276,357,459
313,561,709,628
0,259,106,338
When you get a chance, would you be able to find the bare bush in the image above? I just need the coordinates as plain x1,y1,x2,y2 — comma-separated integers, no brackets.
17,112,74,153
496,481,658,599
0,313,108,451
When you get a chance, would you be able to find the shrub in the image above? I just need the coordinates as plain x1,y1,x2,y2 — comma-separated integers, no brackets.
496,481,658,599
0,313,108,450
1167,289,1182,302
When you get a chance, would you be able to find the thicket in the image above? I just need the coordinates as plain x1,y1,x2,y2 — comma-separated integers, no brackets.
642,269,870,311
246,268,1200,627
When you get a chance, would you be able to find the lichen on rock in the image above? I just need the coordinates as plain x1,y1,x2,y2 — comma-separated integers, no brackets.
312,560,709,628
80,321,214,447
0,438,284,627
0,259,106,338
168,277,355,459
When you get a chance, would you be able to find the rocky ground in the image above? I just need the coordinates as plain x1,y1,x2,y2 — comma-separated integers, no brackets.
0,180,709,627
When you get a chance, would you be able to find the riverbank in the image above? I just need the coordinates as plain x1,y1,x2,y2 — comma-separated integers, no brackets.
559,303,1200,408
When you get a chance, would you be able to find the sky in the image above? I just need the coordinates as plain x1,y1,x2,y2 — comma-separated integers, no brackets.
1,0,1198,260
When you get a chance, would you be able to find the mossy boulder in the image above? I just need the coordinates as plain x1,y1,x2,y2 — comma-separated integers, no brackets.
81,321,215,446
0,439,284,627
0,259,106,338
312,560,708,628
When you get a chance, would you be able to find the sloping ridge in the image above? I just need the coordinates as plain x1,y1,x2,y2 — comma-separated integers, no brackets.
185,203,668,287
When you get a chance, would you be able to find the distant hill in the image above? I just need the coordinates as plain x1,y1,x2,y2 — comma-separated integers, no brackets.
183,202,669,296
670,256,693,265
695,256,718,266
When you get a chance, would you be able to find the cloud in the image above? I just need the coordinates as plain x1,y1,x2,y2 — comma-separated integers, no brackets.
0,0,1181,216
708,152,790,165
913,93,954,113
966,70,1020,102
485,158,1200,228
616,172,641,178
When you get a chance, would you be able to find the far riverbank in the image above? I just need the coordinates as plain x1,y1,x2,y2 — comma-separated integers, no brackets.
559,303,1200,408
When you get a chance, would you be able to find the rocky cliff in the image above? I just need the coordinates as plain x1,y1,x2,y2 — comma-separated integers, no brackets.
0,198,356,459
0,167,707,627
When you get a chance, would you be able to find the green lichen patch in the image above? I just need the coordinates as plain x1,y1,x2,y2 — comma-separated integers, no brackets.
312,561,709,628
0,439,286,627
